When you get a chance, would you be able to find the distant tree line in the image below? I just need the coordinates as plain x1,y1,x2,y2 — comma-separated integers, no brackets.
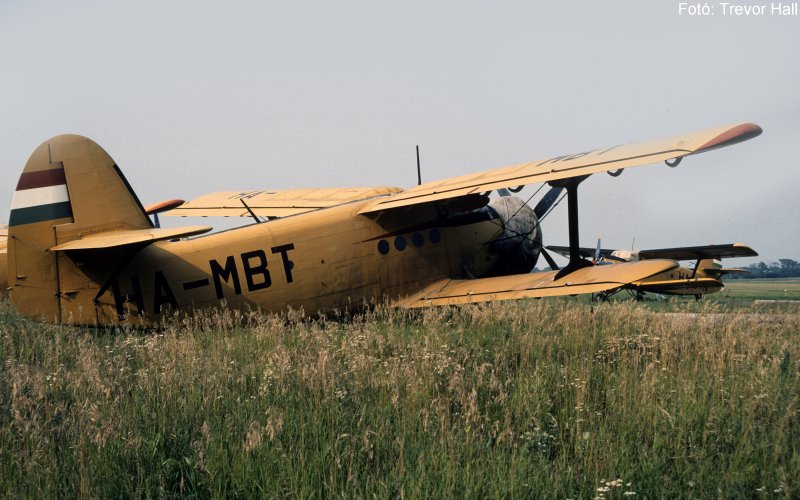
727,259,800,279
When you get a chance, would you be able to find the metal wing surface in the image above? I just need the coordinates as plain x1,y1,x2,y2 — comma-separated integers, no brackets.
637,243,758,261
359,123,761,215
166,187,403,218
396,259,678,307
630,277,723,293
49,226,212,251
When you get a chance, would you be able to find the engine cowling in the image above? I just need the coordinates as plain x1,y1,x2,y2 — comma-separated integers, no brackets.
486,196,542,275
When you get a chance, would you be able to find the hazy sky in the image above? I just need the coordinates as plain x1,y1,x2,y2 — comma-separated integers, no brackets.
1,0,797,263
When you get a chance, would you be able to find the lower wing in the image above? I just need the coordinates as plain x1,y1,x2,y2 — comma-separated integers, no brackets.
396,260,677,307
628,277,723,295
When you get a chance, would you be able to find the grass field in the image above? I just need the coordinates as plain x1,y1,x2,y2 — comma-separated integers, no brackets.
715,278,800,303
606,278,800,312
0,280,798,498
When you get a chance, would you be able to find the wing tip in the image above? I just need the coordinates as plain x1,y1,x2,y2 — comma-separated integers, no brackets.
144,199,186,215
731,243,758,256
695,123,762,154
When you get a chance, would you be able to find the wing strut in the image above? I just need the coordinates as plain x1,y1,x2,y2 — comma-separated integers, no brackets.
554,176,593,279
690,258,700,279
92,244,147,311
240,199,263,223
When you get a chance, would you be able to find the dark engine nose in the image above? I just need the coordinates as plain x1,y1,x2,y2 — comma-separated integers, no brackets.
486,196,542,275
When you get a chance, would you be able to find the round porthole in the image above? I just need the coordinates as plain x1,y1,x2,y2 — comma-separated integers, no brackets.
378,240,390,255
412,232,424,247
429,228,441,244
395,236,407,251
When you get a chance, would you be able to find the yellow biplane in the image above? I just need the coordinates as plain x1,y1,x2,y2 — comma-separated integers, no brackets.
547,242,758,300
2,123,761,326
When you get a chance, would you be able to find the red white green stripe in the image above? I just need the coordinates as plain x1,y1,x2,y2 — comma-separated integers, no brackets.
9,167,73,226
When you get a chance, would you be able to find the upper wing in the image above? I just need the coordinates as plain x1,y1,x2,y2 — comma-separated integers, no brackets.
359,123,761,215
396,259,677,307
165,187,402,218
637,243,758,261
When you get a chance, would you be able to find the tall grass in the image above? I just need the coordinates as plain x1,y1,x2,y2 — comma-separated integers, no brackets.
1,299,798,498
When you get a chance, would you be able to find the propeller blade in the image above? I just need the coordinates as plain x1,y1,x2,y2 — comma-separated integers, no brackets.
533,186,564,219
540,247,560,271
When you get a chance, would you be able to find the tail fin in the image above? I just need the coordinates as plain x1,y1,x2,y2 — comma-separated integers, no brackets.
695,258,750,279
694,258,722,278
7,135,152,323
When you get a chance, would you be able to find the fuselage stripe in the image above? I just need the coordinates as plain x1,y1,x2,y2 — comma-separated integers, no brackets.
9,201,73,226
11,185,69,210
9,168,73,226
16,168,67,191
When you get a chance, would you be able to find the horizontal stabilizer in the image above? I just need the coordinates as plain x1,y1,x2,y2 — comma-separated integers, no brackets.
165,187,402,218
49,226,212,251
396,259,677,307
719,268,749,274
712,267,750,276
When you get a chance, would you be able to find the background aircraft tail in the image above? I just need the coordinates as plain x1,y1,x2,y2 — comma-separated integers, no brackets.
695,259,722,277
7,135,152,322
695,258,750,279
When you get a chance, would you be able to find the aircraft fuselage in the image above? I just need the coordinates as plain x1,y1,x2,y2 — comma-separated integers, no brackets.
75,199,504,324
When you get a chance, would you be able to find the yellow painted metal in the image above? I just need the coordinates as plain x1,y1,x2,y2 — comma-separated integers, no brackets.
359,123,761,214
549,242,757,297
166,187,403,218
397,260,678,307
49,226,212,251
630,277,724,296
630,266,726,296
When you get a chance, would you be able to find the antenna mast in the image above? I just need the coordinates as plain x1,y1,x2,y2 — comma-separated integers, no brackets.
416,145,422,186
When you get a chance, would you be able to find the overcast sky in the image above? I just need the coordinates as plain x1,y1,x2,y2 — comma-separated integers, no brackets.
1,0,797,263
